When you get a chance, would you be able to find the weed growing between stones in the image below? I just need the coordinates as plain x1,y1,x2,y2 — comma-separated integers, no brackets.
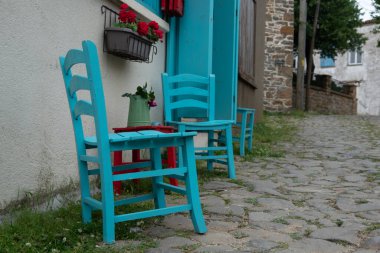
290,232,303,240
272,217,290,225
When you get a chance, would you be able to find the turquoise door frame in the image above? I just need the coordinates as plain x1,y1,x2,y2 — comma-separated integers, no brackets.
135,0,161,15
166,0,240,122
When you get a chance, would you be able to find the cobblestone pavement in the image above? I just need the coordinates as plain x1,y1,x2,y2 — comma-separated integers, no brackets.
142,115,380,252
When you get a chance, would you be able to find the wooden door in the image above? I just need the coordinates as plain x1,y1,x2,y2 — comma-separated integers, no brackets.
238,0,265,121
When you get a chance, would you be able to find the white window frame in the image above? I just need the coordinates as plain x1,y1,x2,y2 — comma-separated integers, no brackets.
347,50,363,66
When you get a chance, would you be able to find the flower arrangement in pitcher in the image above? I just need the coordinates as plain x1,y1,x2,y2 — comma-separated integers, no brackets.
114,3,164,43
122,82,157,108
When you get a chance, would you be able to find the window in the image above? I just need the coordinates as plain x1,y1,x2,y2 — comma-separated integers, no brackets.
348,50,363,65
320,56,335,68
135,0,161,16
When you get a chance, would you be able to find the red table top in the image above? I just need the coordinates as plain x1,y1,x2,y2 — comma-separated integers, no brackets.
113,125,175,133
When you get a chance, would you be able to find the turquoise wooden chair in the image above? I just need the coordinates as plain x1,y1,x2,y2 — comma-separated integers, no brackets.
59,40,206,244
235,108,256,156
161,73,236,179
218,108,256,156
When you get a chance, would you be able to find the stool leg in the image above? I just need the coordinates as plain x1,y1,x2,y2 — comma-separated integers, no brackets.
207,130,214,171
226,125,236,179
113,151,123,195
167,147,179,186
151,148,166,209
183,137,207,234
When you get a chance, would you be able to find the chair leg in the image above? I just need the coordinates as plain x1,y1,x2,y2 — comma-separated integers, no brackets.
78,160,92,223
247,111,255,153
183,137,207,234
225,125,236,179
207,130,214,171
151,148,166,209
177,125,186,168
240,111,248,156
100,158,116,244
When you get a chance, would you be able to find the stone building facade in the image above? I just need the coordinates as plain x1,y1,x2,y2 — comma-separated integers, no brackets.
264,0,294,111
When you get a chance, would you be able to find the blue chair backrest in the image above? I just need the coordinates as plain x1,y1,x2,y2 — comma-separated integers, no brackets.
59,40,110,159
161,73,216,122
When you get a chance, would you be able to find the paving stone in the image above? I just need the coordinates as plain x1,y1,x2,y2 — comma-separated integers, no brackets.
361,236,380,250
157,236,198,249
276,238,347,253
344,175,366,182
145,226,177,238
257,198,295,210
352,250,379,253
207,220,239,231
202,180,239,191
229,205,245,217
336,198,380,212
246,239,279,252
192,232,237,245
145,248,182,253
195,245,235,252
238,228,293,243
310,227,361,246
161,215,193,231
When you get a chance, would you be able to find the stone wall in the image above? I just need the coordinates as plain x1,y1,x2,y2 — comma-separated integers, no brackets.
264,0,294,111
310,87,357,114
292,75,357,114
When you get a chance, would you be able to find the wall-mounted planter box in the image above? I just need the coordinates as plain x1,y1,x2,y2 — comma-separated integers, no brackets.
104,27,153,62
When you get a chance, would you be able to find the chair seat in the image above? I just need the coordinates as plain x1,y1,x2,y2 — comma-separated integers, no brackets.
168,120,234,128
84,130,196,146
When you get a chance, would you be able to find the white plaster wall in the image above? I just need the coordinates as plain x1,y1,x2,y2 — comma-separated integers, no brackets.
0,0,166,204
313,24,380,115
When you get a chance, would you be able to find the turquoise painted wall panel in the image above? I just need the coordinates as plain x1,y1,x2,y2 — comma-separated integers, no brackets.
177,0,214,76
213,0,239,121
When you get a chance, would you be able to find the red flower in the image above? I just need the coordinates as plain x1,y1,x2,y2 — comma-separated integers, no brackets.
119,10,128,23
154,29,163,39
125,10,137,23
120,3,129,9
148,21,159,30
148,100,157,107
137,22,149,36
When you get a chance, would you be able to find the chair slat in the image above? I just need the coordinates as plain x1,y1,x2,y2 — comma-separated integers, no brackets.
79,155,98,163
70,75,92,96
63,49,86,73
169,87,208,97
170,99,208,110
83,197,102,210
167,74,210,84
157,182,186,195
115,205,191,223
113,167,187,181
115,194,154,207
74,100,94,119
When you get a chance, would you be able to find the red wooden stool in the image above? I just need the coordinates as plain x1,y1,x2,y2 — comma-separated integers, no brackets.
112,125,179,194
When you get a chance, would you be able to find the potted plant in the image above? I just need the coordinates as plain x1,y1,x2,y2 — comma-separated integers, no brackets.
122,83,157,127
104,4,164,62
